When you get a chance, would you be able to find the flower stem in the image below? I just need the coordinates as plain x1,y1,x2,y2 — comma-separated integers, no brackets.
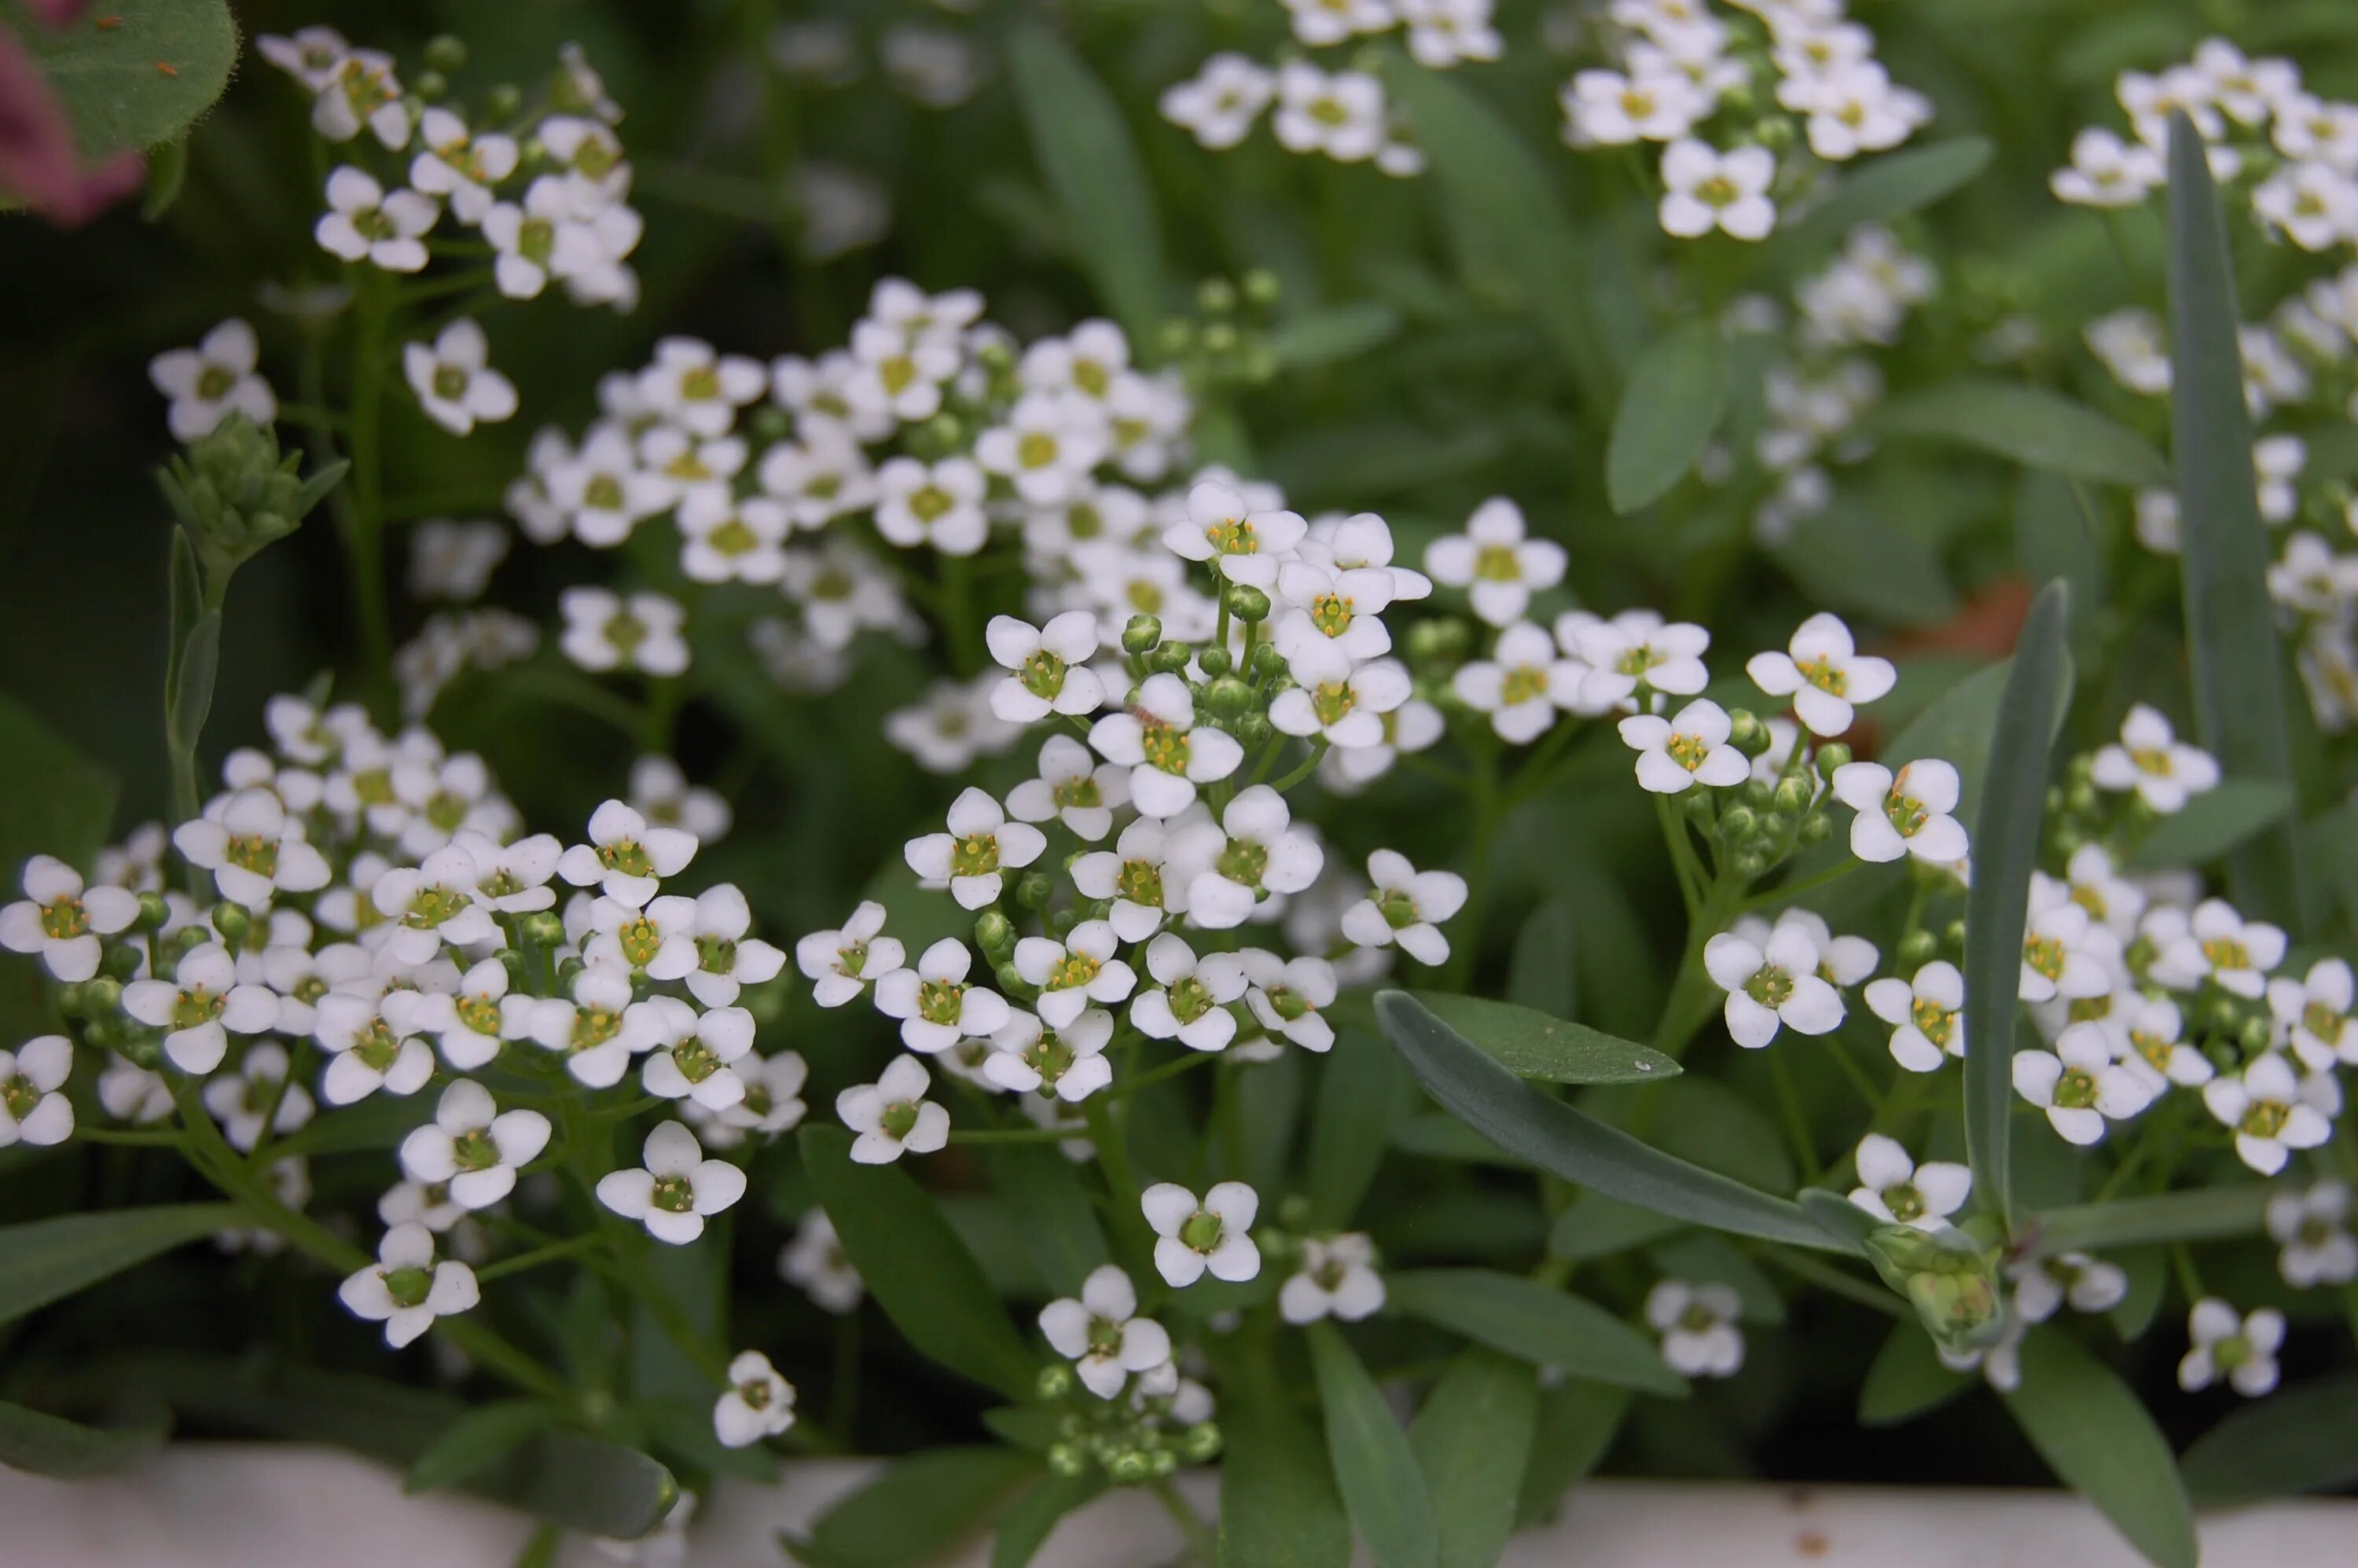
475,1233,606,1283
1757,1246,1907,1318
344,271,395,715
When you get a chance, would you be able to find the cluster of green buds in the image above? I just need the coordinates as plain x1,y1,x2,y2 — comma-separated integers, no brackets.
1865,1221,2010,1357
49,893,219,1066
1121,610,1292,758
1695,715,1838,879
157,414,345,600
1032,1361,1223,1484
1159,270,1282,395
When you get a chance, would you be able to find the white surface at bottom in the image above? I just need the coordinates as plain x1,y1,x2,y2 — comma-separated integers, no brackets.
3,1445,2354,1566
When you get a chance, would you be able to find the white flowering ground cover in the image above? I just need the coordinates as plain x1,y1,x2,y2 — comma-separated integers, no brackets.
6,6,2358,1568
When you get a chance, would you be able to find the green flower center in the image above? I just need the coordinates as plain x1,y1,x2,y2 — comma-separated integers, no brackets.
652,1173,696,1214
1020,649,1067,700
880,1100,920,1141
949,834,1001,879
2239,1099,2290,1140
2303,1002,2346,1045
681,366,721,402
1023,1030,1077,1084
1472,543,1522,582
2130,747,2173,777
2201,938,2250,972
404,885,471,931
879,355,916,395
1051,775,1101,812
1310,681,1356,728
1263,984,1309,1022
1215,839,1269,889
1074,360,1110,398
909,485,953,523
1500,666,1547,707
2024,935,2066,982
171,988,226,1030
1679,1302,1719,1332
352,1018,402,1071
710,518,758,556
1696,174,1738,208
740,1376,773,1408
1882,1183,1926,1222
1744,967,1792,1009
916,979,966,1026
1883,791,1927,838
1204,518,1258,556
383,1265,433,1309
432,365,469,401
518,218,556,264
597,839,656,878
2214,1334,2253,1372
570,1007,621,1052
1177,1210,1225,1251
1017,431,1058,469
1378,888,1420,931
698,935,740,975
1309,593,1353,638
1665,732,1712,772
2051,1067,2099,1111
2,1073,42,1121
1140,723,1192,777
2130,1030,2173,1074
1912,998,1955,1047
38,896,87,942
196,365,234,400
615,915,664,968
1794,655,1846,696
1046,952,1100,992
451,1127,501,1172
1167,975,1213,1023
1115,861,1164,909
225,834,280,879
456,994,502,1037
671,1035,721,1083
585,474,625,511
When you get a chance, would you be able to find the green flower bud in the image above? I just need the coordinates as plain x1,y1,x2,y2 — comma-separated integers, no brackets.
1798,813,1832,845
1727,709,1771,757
1406,619,1470,666
1224,584,1271,623
1148,1449,1177,1478
747,406,793,445
2238,1014,2272,1056
83,975,123,1017
1750,116,1794,150
55,981,86,1018
1049,907,1079,940
211,902,251,947
1250,641,1288,679
520,911,566,948
135,891,171,931
1122,615,1164,655
1201,321,1238,356
1205,675,1253,717
1047,1441,1089,1478
1943,919,1967,953
975,339,1016,375
1897,929,1938,968
119,1030,160,1068
105,941,143,981
1813,743,1853,780
1016,872,1053,910
1107,1450,1151,1485
1146,642,1193,675
413,69,449,101
485,83,523,119
1197,277,1238,315
1235,712,1273,747
1181,1421,1224,1463
1719,805,1760,840
1772,776,1813,815
1732,848,1772,879
1198,646,1234,678
172,925,208,955
996,962,1027,994
424,34,468,72
1037,1364,1074,1400
1742,779,1774,810
157,416,340,593
2065,780,2098,815
975,911,1016,960
556,956,586,990
1159,319,1194,358
499,949,527,988
1865,1223,2008,1356
1240,268,1280,308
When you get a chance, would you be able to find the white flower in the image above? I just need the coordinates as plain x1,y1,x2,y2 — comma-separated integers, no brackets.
2089,705,2220,813
1280,1233,1387,1324
629,755,732,847
675,885,784,1008
2085,308,2172,396
1399,0,1500,67
1240,949,1339,1052
558,588,690,678
1658,139,1777,241
1620,700,1750,795
518,963,640,1088
407,107,519,225
2253,434,2308,523
2009,1250,2128,1324
2203,1052,2335,1175
639,338,767,439
200,1042,312,1152
1564,66,1707,145
1280,0,1391,46
1089,672,1246,818
905,788,1050,911
1273,557,1398,664
714,1350,797,1448
122,942,280,1074
1829,758,1968,864
404,320,517,438
1012,921,1137,1030
2254,160,2358,252
1170,785,1326,930
1072,813,1198,941
677,490,790,585
1165,479,1308,590
340,1222,478,1349
597,1120,747,1243
1863,960,1964,1072
987,612,1106,723
2018,899,2115,1004
1846,1134,1970,1231
630,998,757,1111
1453,622,1586,744
408,519,510,603
2,854,140,982
2150,899,2286,1000
370,844,502,965
310,49,411,147
1160,53,1274,150
482,176,626,300
2051,127,2165,207
171,788,333,909
547,428,668,547
1561,610,1710,710
836,1055,952,1164
1129,933,1247,1052
1040,1265,1172,1397
872,937,1011,1053
1424,498,1565,627
1142,1181,1261,1287
1269,644,1412,751
797,902,905,1008
97,1059,173,1126
1007,735,1131,843
557,799,699,909
2014,1022,2155,1146
1339,850,1467,968
1646,1279,1744,1376
976,392,1107,507
256,26,350,90
398,1078,551,1210
0,1036,74,1148
314,167,436,272
2270,958,2357,1071
424,957,513,1071
2178,1298,2285,1397
149,318,277,442
1271,64,1388,165
1794,62,1928,163
1704,924,1845,1048
1746,613,1894,736
2108,994,2214,1092
984,1008,1115,1101
874,455,990,555
2269,1181,2357,1288
779,1210,864,1313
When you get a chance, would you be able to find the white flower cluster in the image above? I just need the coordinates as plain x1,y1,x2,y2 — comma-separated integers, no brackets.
1560,0,1930,242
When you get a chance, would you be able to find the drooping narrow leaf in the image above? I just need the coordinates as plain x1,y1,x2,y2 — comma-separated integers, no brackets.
1265,303,1403,369
2026,1184,2271,1256
1305,1026,1407,1227
405,1400,565,1495
1514,1379,1629,1529
1375,992,1846,1251
988,1473,1107,1568
799,1126,1037,1398
1308,1323,1439,1568
1005,25,1169,351
2001,1329,2198,1568
1387,1269,1685,1397
1505,898,1578,1019
986,1144,1108,1297
1857,1324,1971,1427
2180,1372,2358,1505
2166,109,2303,924
1962,581,2070,1232
2015,472,2106,650
791,1446,1040,1568
1875,380,2169,487
1409,993,1680,1085
1606,319,1730,513
1796,1188,1882,1252
1764,138,1993,263
1218,1359,1350,1568
2126,780,2294,869
0,1204,241,1327
1409,1350,1537,1568
0,1398,169,1477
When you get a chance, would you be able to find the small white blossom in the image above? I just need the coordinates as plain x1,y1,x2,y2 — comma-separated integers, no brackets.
2,854,141,982
1339,850,1467,968
1453,622,1587,744
201,1042,313,1152
2089,705,2220,813
1621,700,1750,795
1142,1181,1262,1287
987,612,1106,723
2178,1298,2285,1397
1160,53,1274,150
905,788,1050,911
836,1054,951,1164
1646,1279,1744,1376
1746,613,1895,736
1830,758,1968,864
2009,1251,2128,1324
2202,1052,2335,1175
171,788,333,909
714,1350,797,1448
558,587,690,678
1012,921,1137,1030
1846,1134,1970,1231
984,1008,1115,1101
872,937,1011,1053
398,1078,551,1210
339,1222,478,1348
1424,498,1565,627
597,1120,747,1243
123,942,280,1074
1280,1233,1387,1325
0,1036,74,1148
2150,899,2286,1000
1129,934,1248,1052
2051,127,2165,207
1089,672,1246,818
2270,958,2356,1071
1040,1265,1172,1398
314,167,436,272
779,1210,864,1313
2268,1181,2357,1288
1007,735,1131,843
149,318,277,442
1658,140,1777,241
2014,1021,2154,1146
1704,924,1845,1048
797,901,904,1009
1863,960,1964,1073
1240,949,1339,1052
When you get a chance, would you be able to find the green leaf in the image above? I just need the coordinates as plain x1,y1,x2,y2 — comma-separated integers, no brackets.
0,689,120,882
1375,992,1846,1252
1770,500,1961,628
2001,1329,2198,1568
791,1446,1039,1568
984,1144,1108,1297
2181,1372,2358,1505
1261,420,1505,507
1797,1188,1882,1252
1308,1322,1438,1568
2110,1247,2168,1342
1546,1193,1686,1261
1305,1026,1407,1227
1409,1350,1537,1568
2166,108,2303,926
1218,1363,1350,1568
2026,1185,2271,1257
1606,319,1730,514
1857,1324,1972,1427
1875,380,2169,487
1005,24,1168,351
166,609,221,753
139,134,188,220
2015,472,2106,649
1386,1269,1685,1397
2126,780,2295,870
1407,992,1681,1085
799,1126,1036,1399
3,0,239,159
1764,138,1993,263
405,1401,564,1495
1505,898,1578,1020
1265,303,1402,369
0,1204,240,1327
1515,1379,1629,1529
1962,581,2070,1231
0,1398,169,1477
990,1472,1106,1568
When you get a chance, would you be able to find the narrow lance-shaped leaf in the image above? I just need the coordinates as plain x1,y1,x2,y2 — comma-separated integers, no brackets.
2165,109,2302,924
2025,1184,2271,1257
1962,580,2070,1232
1218,1352,1351,1568
1875,380,2169,487
2180,1372,2358,1506
0,1204,243,1328
1762,137,1993,264
1606,319,1730,514
1407,992,1680,1084
1375,992,1849,1252
1386,1269,1686,1397
1409,1350,1537,1568
2125,779,2294,870
0,1398,170,1478
1308,1323,1439,1568
2001,1328,2198,1568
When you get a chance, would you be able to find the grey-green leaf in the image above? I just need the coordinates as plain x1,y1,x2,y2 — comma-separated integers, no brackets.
989,1473,1107,1568
1607,319,1730,513
1514,1379,1630,1529
2165,111,2302,924
2001,1329,2198,1568
1962,581,2070,1231
2180,1372,2358,1505
1218,1364,1350,1568
1409,1349,1537,1568
1309,1323,1438,1568
2126,780,2294,870
1875,380,2169,487
1305,1026,1408,1227
1375,991,1846,1252
1387,1269,1686,1397
1407,992,1681,1085
2026,1185,2271,1257
1857,1324,1972,1427
405,1401,565,1496
791,1446,1039,1568
1265,303,1403,369
0,1204,241,1327
1765,138,1993,263
0,1398,169,1477
985,1144,1108,1297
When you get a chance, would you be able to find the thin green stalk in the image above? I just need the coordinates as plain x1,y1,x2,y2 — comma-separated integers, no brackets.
939,552,980,676
1267,737,1330,791
1768,1050,1821,1184
1757,1246,1907,1318
345,271,395,713
1440,741,1502,993
476,1234,606,1283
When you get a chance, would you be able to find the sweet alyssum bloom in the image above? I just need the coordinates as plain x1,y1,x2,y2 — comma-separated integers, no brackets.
2089,704,2220,813
370,843,501,964
1269,644,1412,750
123,942,279,1074
1173,784,1324,930
202,1042,314,1152
1129,933,1247,1052
557,799,699,908
314,166,436,272
984,1008,1115,1101
1041,1265,1171,1399
1560,609,1710,710
2051,127,2165,206
597,1120,747,1243
1007,735,1131,843
2272,958,2357,1070
872,937,1010,1053
2108,994,2213,1092
405,319,518,437
1160,52,1275,150
1424,498,1566,627
975,392,1107,507
639,337,766,439
149,318,277,442
629,755,732,846
2179,1298,2286,1397
780,1210,864,1313
2150,898,2286,1001
836,1054,951,1164
0,1036,74,1148
339,1222,479,1349
676,490,790,585
986,611,1106,724
2203,1052,2335,1175
172,787,333,909
1165,479,1306,589
1454,622,1584,744
1862,960,1964,1073
2017,900,2115,1004
1280,1233,1386,1325
558,587,691,678
519,963,639,1089
1072,813,1196,940
1339,850,1467,968
1273,557,1397,663
1621,700,1750,795
314,988,440,1103
796,900,904,1008
874,455,989,555
1830,758,1968,865
2009,1251,2128,1324
1704,924,1844,1048
1088,672,1246,818
1847,1134,1970,1232
1240,949,1339,1052
1013,921,1137,1030
2266,1179,2356,1289
407,107,518,224
1658,140,1777,241
1646,1279,1744,1377
905,787,1049,910
714,1350,797,1449
1746,613,1894,736
1563,65,1708,145
2,854,140,982
1270,63,1388,166
628,998,757,1111
398,1078,551,1210
2014,1021,2154,1146
1143,1181,1261,1287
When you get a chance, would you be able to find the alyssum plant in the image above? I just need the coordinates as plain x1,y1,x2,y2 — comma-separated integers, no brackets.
2,15,2355,1568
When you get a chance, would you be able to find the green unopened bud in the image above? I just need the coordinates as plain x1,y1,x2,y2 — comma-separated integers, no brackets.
172,925,208,955
1683,790,1716,820
1047,1441,1088,1478
83,976,123,1018
975,338,1016,376
1205,675,1252,717
1235,712,1273,747
1016,872,1052,910
909,412,961,459
1897,929,1938,968
1772,775,1813,815
1197,277,1238,315
1036,1364,1074,1400
747,406,792,445
1727,709,1770,757
1107,1450,1152,1485
1197,646,1233,678
520,911,565,947
211,902,251,946
1798,813,1832,845
1732,848,1772,878
1813,743,1853,780
486,83,523,120
1742,779,1773,810
156,415,339,591
1181,1421,1224,1463
1240,268,1280,308
1865,1223,2008,1355
1719,805,1759,840
1250,641,1288,679
55,981,86,1018
1146,642,1193,675
135,890,171,931
424,34,467,72
1122,615,1163,655
1943,919,1967,953
2065,780,2098,815
975,911,1016,960
1201,321,1238,357
499,948,527,987
1240,343,1277,385
1750,116,1794,151
1049,907,1079,940
413,69,449,101
1224,584,1271,623
105,942,142,981
2238,1015,2272,1055
556,956,586,990
996,962,1027,994
1159,319,1194,358
1148,1449,1177,1478
1407,619,1470,666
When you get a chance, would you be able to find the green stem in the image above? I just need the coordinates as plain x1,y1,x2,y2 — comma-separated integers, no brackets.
1768,1050,1821,1184
1441,741,1501,993
1735,856,1863,916
475,1234,606,1284
1757,1246,1908,1318
345,272,395,714
939,552,980,677
1267,738,1330,792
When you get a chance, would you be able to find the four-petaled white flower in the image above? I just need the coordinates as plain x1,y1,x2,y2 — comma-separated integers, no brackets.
1562,610,1710,711
2178,1298,2285,1397
315,167,436,272
202,1041,314,1151
1270,643,1413,751
2108,994,2213,1093
1160,53,1275,150
1279,1233,1387,1325
673,884,787,1008
987,612,1106,723
1340,850,1467,968
1704,924,1845,1048
339,1222,479,1348
629,997,757,1111
796,901,904,1008
1658,140,1777,241
780,1210,864,1314
1453,622,1584,744
1862,960,1964,1073
1830,758,1967,865
149,318,278,442
2009,1250,2128,1324
874,455,990,555
1746,613,1894,736
2014,1022,2154,1146
2051,127,2164,207
714,1350,798,1449
370,843,501,964
558,587,691,678
0,1036,75,1148
1129,934,1248,1052
1646,1278,1744,1377
2089,704,2220,813
557,799,698,908
2268,1181,2357,1288
2151,898,2286,1001
1424,498,1565,627
1142,1181,1262,1287
404,319,518,436
1846,1134,1970,1232
399,1078,552,1210
172,787,333,909
1165,479,1307,589
123,942,280,1074
1007,735,1131,843
905,787,1050,910
2018,901,2114,1004
1620,700,1750,795
1089,672,1246,818
519,963,640,1088
1240,949,1339,1052
597,1120,747,1243
1039,1265,1173,1397
872,938,1010,1053
2202,1052,2334,1175
2,854,141,982
836,1054,952,1164
1173,784,1325,930
1013,920,1137,1030
984,1008,1115,1101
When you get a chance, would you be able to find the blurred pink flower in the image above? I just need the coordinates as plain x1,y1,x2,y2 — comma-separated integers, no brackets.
2,2,145,226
